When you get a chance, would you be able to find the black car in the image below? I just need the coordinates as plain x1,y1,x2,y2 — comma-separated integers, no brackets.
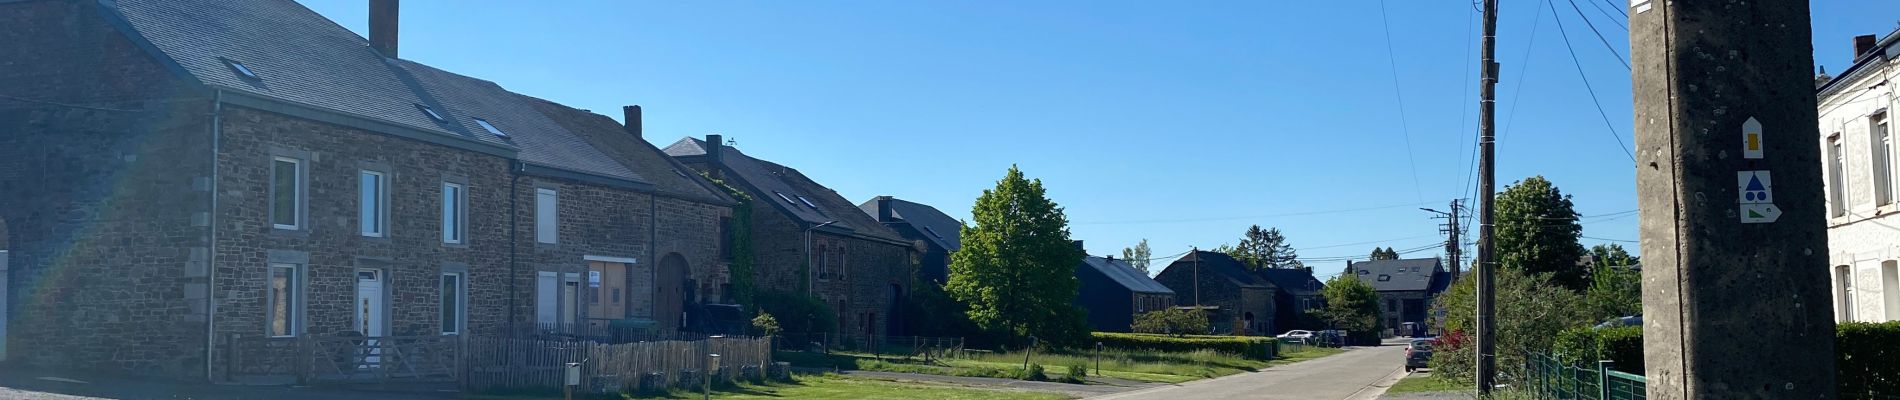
1405,338,1435,372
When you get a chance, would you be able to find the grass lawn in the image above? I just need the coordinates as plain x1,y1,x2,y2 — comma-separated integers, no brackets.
1385,373,1469,394
465,373,1072,400
785,345,1344,384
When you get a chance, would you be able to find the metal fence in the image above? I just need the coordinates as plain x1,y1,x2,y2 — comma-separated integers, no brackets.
1527,352,1646,400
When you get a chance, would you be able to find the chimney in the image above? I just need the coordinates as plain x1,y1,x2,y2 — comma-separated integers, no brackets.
1855,34,1878,58
875,196,894,222
369,0,400,58
622,106,643,140
1072,240,1085,253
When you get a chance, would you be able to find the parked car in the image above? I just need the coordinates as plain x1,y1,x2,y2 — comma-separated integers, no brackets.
1404,338,1436,372
1276,330,1316,343
1315,330,1346,347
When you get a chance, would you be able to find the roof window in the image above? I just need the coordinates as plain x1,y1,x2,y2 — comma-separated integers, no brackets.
797,195,819,209
1378,274,1392,281
774,191,796,205
416,104,446,122
221,58,259,80
472,118,508,137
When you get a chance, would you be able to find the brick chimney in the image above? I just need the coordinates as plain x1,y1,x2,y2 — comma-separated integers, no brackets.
622,105,642,140
1855,34,1878,58
369,0,400,58
875,196,895,222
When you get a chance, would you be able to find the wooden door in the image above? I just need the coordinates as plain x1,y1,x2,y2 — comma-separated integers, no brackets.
587,261,628,329
656,254,688,333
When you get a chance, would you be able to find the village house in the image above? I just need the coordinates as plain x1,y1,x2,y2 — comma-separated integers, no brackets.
1344,258,1450,336
1075,252,1175,333
860,196,962,284
1154,251,1276,335
1254,268,1326,332
1816,29,1900,323
665,136,918,337
0,0,733,381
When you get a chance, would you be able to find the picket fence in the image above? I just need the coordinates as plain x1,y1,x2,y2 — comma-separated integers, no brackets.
461,335,773,393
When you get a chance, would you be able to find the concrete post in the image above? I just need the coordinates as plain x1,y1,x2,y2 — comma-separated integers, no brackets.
1629,1,1838,398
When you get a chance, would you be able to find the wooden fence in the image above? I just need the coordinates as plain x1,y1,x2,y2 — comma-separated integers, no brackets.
462,335,773,393
225,334,461,385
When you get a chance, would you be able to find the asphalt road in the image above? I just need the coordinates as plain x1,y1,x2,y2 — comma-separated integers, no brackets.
1086,341,1410,400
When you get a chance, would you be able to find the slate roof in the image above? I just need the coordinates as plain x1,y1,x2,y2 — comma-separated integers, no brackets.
1083,256,1174,295
525,101,731,204
396,61,639,181
1162,251,1270,288
858,197,963,252
1346,258,1445,292
665,137,908,244
1255,268,1325,296
109,0,508,148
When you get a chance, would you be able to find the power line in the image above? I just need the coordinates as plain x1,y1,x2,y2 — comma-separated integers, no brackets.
1295,234,1443,252
1564,0,1630,70
1550,0,1638,162
1581,235,1639,243
1601,0,1627,17
1499,0,1550,142
1071,203,1421,225
1378,0,1428,205
1583,0,1627,30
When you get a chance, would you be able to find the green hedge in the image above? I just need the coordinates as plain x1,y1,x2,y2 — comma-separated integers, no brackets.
1552,326,1644,371
1839,321,1900,398
1090,332,1278,360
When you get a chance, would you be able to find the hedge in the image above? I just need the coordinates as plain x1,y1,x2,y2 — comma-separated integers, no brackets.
1839,321,1900,398
1552,326,1643,371
1090,332,1278,360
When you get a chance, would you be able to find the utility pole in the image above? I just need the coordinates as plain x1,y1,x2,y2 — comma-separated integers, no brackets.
1630,2,1836,399
1422,200,1464,278
1474,0,1499,394
1192,247,1201,307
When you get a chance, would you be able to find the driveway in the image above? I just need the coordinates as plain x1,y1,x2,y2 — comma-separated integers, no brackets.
1085,340,1410,400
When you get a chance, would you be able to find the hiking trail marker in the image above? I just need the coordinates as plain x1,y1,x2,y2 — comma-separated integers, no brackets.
1738,170,1780,223
1743,117,1764,159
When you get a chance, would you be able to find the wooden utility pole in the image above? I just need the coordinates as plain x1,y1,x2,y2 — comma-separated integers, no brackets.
1629,1,1837,398
1475,0,1499,394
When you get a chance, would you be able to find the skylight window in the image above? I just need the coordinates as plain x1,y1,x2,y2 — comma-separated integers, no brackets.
416,104,446,122
796,195,819,209
472,118,507,137
774,191,796,205
221,58,259,80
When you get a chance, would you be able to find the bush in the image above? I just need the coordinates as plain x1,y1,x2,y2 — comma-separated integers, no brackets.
1838,321,1900,398
751,311,782,337
1022,363,1048,381
1430,269,1587,384
1132,308,1211,336
1551,326,1643,371
756,291,837,334
1062,364,1088,384
1091,332,1277,360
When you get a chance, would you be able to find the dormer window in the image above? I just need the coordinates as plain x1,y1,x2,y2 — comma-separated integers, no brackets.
472,118,508,137
222,58,259,80
1378,274,1392,281
416,104,446,122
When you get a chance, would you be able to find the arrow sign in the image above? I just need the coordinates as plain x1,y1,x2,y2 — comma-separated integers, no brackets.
1741,204,1782,223
1742,117,1763,159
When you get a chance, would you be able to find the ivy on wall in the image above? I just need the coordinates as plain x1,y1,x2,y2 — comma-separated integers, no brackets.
702,173,757,309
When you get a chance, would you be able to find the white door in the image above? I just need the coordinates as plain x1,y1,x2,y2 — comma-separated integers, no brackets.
357,269,386,367
537,272,558,329
561,274,581,328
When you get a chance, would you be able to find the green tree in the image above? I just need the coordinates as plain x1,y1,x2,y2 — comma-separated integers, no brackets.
1430,269,1589,383
1122,239,1153,275
1585,262,1643,322
946,166,1088,346
1589,244,1638,269
1318,275,1383,342
1223,225,1300,270
1497,176,1588,290
1131,308,1211,336
1369,247,1399,261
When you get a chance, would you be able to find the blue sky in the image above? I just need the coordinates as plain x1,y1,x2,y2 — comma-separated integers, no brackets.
306,0,1900,278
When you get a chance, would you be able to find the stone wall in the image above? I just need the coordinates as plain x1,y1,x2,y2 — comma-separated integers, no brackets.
1153,268,1275,334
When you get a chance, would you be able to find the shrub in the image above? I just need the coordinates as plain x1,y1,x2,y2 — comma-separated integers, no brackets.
751,311,782,337
1091,332,1277,360
1430,269,1586,383
1551,326,1643,371
1022,363,1048,381
1838,321,1900,398
756,291,837,334
1061,364,1088,383
1132,308,1211,336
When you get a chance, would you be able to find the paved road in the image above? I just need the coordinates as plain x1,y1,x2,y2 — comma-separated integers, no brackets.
1087,341,1410,400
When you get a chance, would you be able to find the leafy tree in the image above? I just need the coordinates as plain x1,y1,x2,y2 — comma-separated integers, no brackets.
946,166,1088,346
1122,239,1153,275
1223,225,1300,270
1430,269,1589,383
1589,244,1639,269
1369,247,1400,261
1318,275,1382,342
902,282,983,339
755,291,837,334
1585,262,1643,322
1497,176,1588,290
1131,308,1211,336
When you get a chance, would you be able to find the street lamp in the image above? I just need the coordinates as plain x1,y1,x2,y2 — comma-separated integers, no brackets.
803,220,838,291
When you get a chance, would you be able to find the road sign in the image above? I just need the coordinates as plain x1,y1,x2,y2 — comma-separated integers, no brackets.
1743,117,1764,159
1738,171,1773,204
1742,204,1783,223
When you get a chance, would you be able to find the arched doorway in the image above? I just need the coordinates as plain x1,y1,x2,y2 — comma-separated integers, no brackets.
655,253,689,333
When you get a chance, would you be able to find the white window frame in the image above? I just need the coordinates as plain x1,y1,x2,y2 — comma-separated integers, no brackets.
1838,265,1858,322
360,170,388,237
535,188,558,244
1884,261,1900,322
268,263,304,338
1874,114,1894,206
1830,136,1849,218
442,182,466,244
270,156,305,230
441,272,467,335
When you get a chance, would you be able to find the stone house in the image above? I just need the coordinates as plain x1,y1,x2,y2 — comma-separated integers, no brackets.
665,137,917,337
0,0,732,381
1154,251,1276,335
1255,268,1327,332
1816,29,1900,323
1345,258,1450,335
860,196,961,285
1075,253,1175,333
